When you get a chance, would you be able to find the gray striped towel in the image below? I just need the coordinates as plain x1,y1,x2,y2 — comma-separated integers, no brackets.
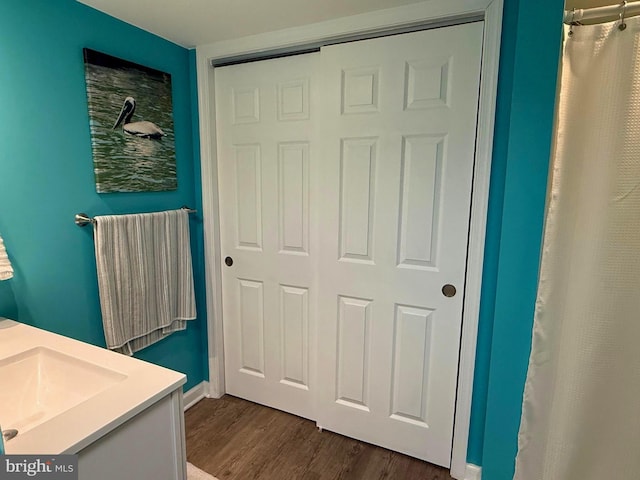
94,209,196,355
0,232,14,281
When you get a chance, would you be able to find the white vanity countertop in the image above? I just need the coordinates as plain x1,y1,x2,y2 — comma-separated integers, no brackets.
0,319,186,455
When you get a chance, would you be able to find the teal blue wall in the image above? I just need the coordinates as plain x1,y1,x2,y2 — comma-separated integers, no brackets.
472,0,565,478
466,0,520,465
0,0,206,390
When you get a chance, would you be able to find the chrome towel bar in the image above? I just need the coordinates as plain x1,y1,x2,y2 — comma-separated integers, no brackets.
74,207,197,227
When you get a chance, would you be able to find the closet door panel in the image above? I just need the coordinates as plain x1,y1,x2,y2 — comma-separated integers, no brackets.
316,22,484,467
216,53,319,419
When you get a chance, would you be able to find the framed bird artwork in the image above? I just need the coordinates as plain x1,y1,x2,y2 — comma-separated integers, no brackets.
83,48,177,193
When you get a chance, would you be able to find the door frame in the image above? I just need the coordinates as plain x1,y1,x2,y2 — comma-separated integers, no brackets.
195,1,503,478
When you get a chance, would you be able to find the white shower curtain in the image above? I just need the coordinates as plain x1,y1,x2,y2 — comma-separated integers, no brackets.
514,16,640,480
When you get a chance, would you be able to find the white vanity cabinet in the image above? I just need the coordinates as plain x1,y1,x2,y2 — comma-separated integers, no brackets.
0,319,187,480
77,389,186,480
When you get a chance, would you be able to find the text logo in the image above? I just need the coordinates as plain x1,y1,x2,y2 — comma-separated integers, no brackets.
0,456,77,479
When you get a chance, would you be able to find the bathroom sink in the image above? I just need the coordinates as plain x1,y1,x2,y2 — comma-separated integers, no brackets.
0,346,126,436
0,319,184,455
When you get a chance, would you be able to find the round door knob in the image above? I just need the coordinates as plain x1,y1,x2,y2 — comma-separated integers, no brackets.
442,284,456,297
225,256,233,267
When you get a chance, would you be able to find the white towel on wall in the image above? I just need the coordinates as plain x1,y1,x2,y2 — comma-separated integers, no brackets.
0,233,14,281
94,209,196,355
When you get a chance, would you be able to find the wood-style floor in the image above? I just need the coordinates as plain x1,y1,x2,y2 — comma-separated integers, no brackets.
185,396,454,480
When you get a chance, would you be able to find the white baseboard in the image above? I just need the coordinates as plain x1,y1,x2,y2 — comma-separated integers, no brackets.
464,464,482,480
183,381,210,410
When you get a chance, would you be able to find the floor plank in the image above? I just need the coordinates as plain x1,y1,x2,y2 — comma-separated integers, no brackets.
185,396,455,480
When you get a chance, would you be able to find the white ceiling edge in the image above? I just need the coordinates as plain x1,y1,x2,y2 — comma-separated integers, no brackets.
197,0,489,61
77,0,428,48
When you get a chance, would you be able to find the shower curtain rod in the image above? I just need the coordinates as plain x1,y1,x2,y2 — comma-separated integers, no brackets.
564,1,640,24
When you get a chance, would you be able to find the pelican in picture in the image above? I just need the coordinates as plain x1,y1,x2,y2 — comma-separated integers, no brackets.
113,96,165,139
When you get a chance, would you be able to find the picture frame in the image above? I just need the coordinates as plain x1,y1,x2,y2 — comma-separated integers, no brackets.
83,48,177,193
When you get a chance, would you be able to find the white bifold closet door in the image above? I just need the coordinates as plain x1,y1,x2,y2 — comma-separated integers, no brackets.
315,23,483,467
215,53,320,420
215,21,483,467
